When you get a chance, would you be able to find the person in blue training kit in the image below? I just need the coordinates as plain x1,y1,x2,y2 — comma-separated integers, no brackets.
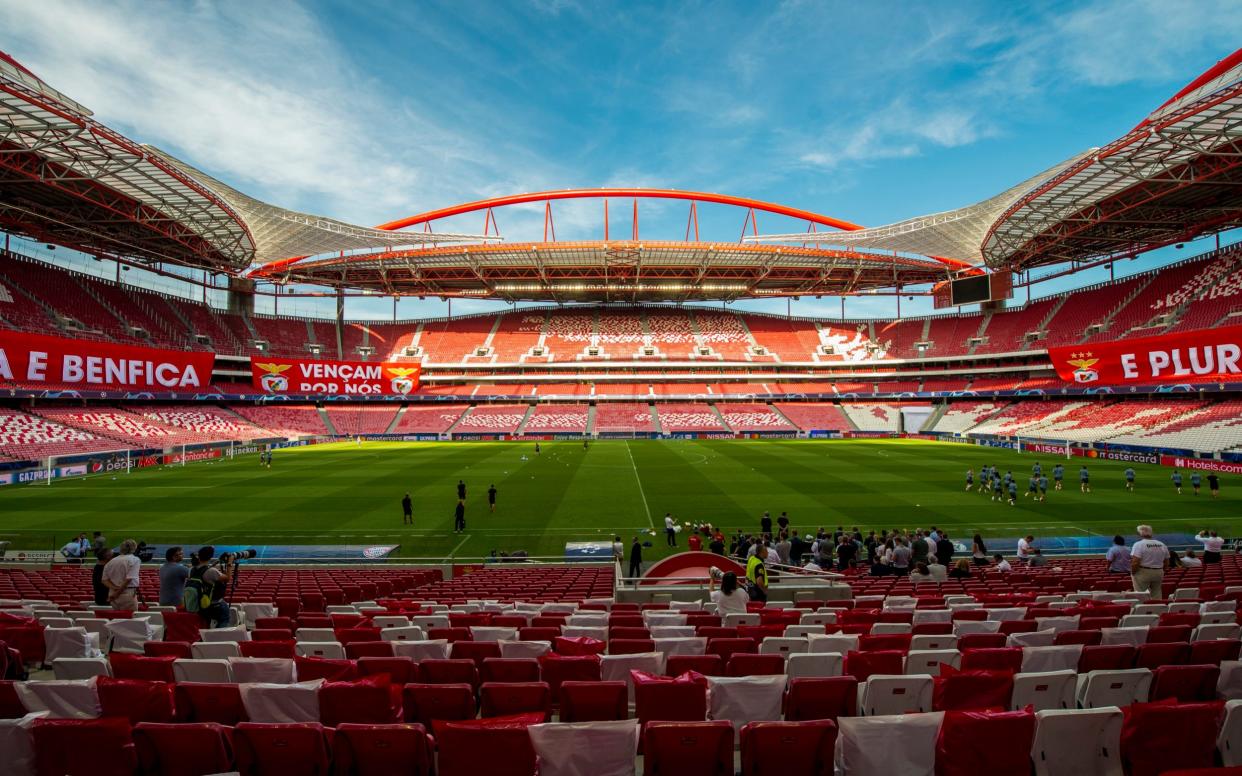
1007,478,1018,506
965,468,974,492
1124,467,1136,492
1171,469,1183,494
1038,473,1049,502
1026,474,1038,499
1053,463,1064,491
1079,465,1091,493
991,472,1003,502
1191,470,1202,495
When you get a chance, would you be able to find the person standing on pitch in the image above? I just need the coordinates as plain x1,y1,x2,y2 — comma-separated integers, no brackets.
1208,473,1220,499
1124,467,1136,491
488,484,497,513
1053,463,1064,490
457,480,466,501
665,513,677,547
454,499,466,534
628,536,643,579
965,468,974,492
535,442,541,455
1079,465,1090,493
1131,524,1170,599
1191,471,1202,495
1171,469,1184,494
402,492,413,525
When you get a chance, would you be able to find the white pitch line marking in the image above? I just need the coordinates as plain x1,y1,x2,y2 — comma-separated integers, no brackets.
625,441,655,529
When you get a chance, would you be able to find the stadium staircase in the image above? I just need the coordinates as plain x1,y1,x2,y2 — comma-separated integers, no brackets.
967,312,990,355
767,402,799,429
445,407,474,435
317,407,338,436
514,405,537,435
1091,274,1157,342
70,276,134,341
647,403,662,432
1033,295,1070,346
239,311,262,348
839,403,861,432
585,405,597,436
384,407,407,434
478,315,502,358
920,404,948,432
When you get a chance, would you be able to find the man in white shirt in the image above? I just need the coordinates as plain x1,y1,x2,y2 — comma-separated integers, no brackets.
927,559,948,582
1180,550,1203,568
1131,524,1170,599
993,554,1012,573
664,514,677,547
1197,530,1224,563
1016,535,1034,561
102,539,142,611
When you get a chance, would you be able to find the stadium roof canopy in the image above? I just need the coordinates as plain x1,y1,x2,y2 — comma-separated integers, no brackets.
0,51,487,273
752,47,1242,271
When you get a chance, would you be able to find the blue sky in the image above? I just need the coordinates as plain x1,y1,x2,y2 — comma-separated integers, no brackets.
1,0,1239,320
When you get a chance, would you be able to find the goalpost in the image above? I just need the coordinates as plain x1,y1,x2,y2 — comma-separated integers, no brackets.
46,448,134,485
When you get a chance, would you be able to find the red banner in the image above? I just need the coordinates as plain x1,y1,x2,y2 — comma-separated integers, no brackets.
250,356,420,396
1048,325,1242,384
0,330,215,391
1160,455,1242,475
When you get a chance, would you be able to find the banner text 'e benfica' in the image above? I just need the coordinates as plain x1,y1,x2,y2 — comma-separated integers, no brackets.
0,330,214,390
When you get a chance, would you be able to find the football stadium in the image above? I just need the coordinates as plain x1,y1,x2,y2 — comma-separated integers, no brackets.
1,4,1242,773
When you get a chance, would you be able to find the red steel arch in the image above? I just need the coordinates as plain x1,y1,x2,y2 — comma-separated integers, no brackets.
375,188,866,233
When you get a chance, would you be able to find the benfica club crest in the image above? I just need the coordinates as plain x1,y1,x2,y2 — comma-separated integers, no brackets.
255,362,292,392
387,366,418,395
1066,353,1099,383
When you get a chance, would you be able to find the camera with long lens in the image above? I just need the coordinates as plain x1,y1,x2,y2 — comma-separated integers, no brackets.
217,548,258,566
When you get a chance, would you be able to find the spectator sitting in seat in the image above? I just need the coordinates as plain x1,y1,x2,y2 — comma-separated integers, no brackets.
1179,549,1203,568
1028,548,1048,568
709,569,749,617
926,556,948,582
910,561,935,584
948,559,972,579
992,554,1012,573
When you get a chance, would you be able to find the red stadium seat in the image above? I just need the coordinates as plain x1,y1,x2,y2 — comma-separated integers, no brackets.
233,722,332,776
643,720,734,776
333,722,432,776
357,656,419,684
784,677,859,722
481,658,540,684
539,654,601,702
609,627,651,640
161,612,201,643
1053,630,1103,646
174,683,247,725
933,667,1015,712
254,617,295,631
609,638,657,655
956,633,1007,650
706,637,758,663
844,650,905,681
635,672,708,727
434,713,542,776
518,627,560,641
1120,700,1224,776
451,641,502,667
319,676,403,726
143,641,191,659
1150,664,1221,702
959,647,1023,673
1189,639,1241,665
295,655,359,682
32,717,138,776
252,628,293,642
134,722,235,776
558,680,628,722
666,654,724,677
479,681,553,721
345,641,394,659
1078,645,1136,672
109,653,176,682
935,709,1036,776
554,636,606,656
430,627,473,643
859,634,912,652
1146,626,1194,644
740,720,836,776
727,653,785,676
97,677,175,724
402,683,476,728
419,659,480,691
239,640,296,659
1134,642,1190,670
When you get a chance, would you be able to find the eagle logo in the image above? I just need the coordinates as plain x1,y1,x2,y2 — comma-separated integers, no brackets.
386,366,418,395
254,362,292,393
1067,352,1099,383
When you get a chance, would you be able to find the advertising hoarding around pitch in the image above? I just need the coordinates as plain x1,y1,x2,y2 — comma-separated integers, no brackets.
251,356,420,396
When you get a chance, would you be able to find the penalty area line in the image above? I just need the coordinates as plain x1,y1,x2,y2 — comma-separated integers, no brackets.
447,534,471,559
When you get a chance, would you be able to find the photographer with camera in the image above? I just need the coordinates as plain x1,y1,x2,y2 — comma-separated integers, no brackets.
185,546,232,629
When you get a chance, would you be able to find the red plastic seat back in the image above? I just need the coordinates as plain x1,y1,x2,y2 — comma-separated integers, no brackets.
333,722,432,776
538,654,601,702
109,653,177,682
239,640,296,659
134,721,234,776
295,655,360,682
174,683,246,725
956,633,1006,650
451,641,503,667
666,655,724,677
480,681,552,721
727,653,785,677
859,634,912,652
784,677,859,723
1146,626,1193,644
357,656,419,684
481,658,541,684
161,612,201,643
402,683,476,727
1120,700,1224,776
1188,639,1241,665
345,641,395,659
635,674,709,725
434,713,542,776
429,627,472,643
234,722,331,776
1078,645,1135,672
1158,613,1200,628
97,677,175,724
518,627,560,641
610,638,657,655
419,659,480,691
559,680,628,722
254,617,295,631
609,627,651,640
1053,630,1103,646
337,627,383,645
844,650,905,682
32,717,137,776
740,720,836,776
1150,664,1221,703
933,667,1015,712
1134,642,1190,670
553,636,606,656
935,709,1036,776
319,675,403,727
959,647,1023,673
252,628,294,642
706,637,759,662
644,720,734,776
143,641,192,659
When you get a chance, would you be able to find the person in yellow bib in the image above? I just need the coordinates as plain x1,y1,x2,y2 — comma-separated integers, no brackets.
745,553,769,603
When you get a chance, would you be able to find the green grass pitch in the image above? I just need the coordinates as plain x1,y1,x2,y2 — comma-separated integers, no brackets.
1,439,1239,560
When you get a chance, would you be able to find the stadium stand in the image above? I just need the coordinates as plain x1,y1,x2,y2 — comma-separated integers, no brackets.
771,403,852,433
326,406,401,435
645,309,696,359
873,319,928,359
0,408,118,460
228,405,330,437
389,405,469,434
692,311,752,360
716,404,796,432
973,300,1057,355
655,403,729,433
840,404,906,433
593,403,658,434
928,402,1004,434
420,316,495,363
522,405,589,433
131,406,271,442
28,407,193,447
492,312,548,362
454,405,530,433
